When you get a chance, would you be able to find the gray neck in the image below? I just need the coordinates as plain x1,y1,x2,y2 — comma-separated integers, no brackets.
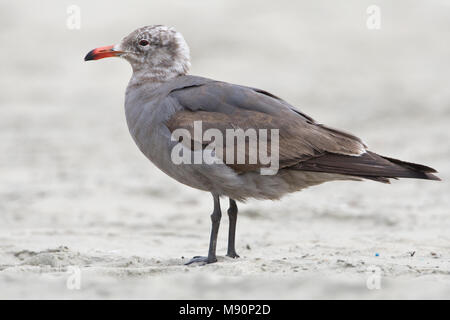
128,67,183,88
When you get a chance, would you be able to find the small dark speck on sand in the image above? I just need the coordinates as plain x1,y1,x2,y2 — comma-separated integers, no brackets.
430,252,440,258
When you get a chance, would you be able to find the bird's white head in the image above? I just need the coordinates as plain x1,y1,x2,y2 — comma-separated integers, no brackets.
85,25,190,82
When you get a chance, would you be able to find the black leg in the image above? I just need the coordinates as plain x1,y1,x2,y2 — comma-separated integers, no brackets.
226,198,239,258
185,194,222,265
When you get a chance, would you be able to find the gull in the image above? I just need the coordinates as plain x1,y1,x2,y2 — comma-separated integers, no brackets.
85,25,439,265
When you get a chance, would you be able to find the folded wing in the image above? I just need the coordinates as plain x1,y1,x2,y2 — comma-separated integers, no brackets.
164,78,439,181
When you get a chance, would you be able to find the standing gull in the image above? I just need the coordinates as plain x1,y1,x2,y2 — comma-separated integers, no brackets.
85,25,440,265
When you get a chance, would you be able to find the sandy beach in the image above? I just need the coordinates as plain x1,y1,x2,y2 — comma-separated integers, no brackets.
0,0,449,299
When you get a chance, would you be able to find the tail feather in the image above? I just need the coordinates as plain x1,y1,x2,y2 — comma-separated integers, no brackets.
294,151,440,182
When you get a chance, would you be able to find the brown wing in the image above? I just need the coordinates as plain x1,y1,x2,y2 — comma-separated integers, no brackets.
166,96,366,174
162,78,440,181
294,151,440,181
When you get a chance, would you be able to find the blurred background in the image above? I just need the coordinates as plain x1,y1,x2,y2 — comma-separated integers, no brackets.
0,0,449,299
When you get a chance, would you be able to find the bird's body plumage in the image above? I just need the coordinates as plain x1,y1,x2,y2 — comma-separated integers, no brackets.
124,75,438,201
124,75,343,201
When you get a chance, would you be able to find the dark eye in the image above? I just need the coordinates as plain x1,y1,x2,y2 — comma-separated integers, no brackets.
139,39,149,46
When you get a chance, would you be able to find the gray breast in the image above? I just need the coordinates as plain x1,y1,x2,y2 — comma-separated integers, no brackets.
124,81,236,194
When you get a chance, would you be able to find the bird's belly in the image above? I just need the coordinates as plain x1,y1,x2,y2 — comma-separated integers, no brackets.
126,116,220,193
